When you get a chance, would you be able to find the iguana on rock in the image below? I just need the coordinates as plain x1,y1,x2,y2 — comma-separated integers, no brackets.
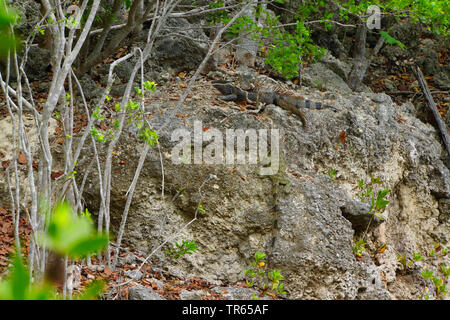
212,79,337,126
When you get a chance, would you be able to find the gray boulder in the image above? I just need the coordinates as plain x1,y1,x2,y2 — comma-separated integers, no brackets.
129,285,165,300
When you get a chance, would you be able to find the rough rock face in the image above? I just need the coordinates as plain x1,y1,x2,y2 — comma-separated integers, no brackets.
150,18,211,74
12,0,42,38
301,58,352,93
78,74,449,299
0,115,58,203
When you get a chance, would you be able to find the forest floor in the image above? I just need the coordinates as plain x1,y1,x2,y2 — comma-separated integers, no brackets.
0,208,274,300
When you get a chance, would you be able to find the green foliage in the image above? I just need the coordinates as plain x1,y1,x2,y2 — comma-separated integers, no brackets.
123,0,132,10
0,0,17,29
421,244,449,298
421,266,448,297
198,204,206,214
92,106,105,120
262,20,325,79
267,269,286,295
139,127,158,146
316,81,323,89
353,239,366,257
0,0,19,57
126,100,139,111
336,0,449,36
397,253,422,271
206,3,325,79
203,0,447,78
90,127,105,143
115,103,123,112
90,105,110,143
353,176,390,259
243,251,287,297
0,201,107,300
206,1,228,24
412,252,423,262
35,25,45,35
429,243,448,257
0,254,56,300
324,168,337,181
397,244,448,299
380,31,406,50
0,253,105,300
90,80,159,146
135,87,143,97
66,168,77,181
166,240,198,259
356,175,390,220
72,280,105,300
38,201,108,259
143,81,157,92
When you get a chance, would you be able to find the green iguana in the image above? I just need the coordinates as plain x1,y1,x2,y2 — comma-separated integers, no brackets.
212,79,337,126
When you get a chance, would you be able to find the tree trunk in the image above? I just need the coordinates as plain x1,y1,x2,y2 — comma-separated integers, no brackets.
346,24,385,91
346,23,367,91
234,0,259,67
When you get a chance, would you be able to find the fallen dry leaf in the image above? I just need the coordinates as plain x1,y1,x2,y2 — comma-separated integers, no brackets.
104,267,112,276
17,152,27,165
2,160,10,169
51,171,64,180
339,131,347,143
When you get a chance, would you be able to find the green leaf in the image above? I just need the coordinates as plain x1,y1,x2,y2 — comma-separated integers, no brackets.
37,201,108,259
68,236,109,258
167,239,198,259
442,264,450,276
0,34,19,57
126,100,139,110
380,31,406,50
0,1,18,29
10,253,29,300
0,253,56,300
421,269,433,279
412,253,423,261
74,280,105,300
358,179,364,188
375,189,390,210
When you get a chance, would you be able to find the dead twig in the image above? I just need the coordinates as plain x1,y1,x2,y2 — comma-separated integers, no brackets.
413,66,450,157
